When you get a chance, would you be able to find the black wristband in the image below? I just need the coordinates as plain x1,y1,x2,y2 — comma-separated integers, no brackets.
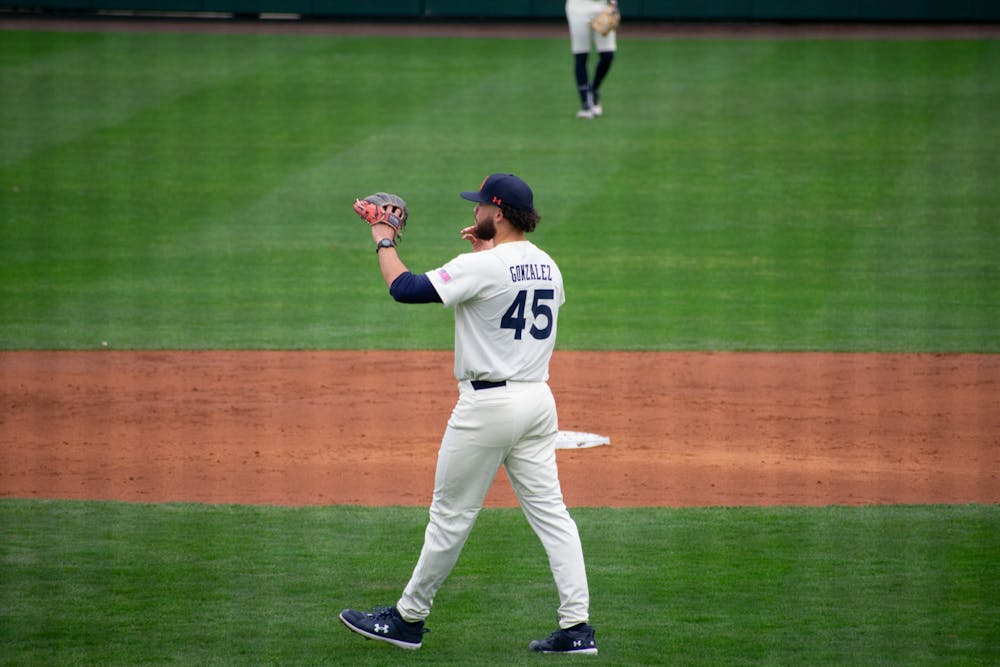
375,238,396,253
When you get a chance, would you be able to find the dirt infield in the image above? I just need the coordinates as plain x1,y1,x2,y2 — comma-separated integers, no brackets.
1,351,997,508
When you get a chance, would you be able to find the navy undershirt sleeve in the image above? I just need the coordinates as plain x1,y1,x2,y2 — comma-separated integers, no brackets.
389,271,443,304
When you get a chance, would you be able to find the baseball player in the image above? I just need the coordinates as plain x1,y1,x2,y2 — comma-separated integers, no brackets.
340,174,597,655
566,0,619,118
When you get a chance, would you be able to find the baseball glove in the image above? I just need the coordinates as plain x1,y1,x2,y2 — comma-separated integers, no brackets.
590,1,621,36
353,192,408,241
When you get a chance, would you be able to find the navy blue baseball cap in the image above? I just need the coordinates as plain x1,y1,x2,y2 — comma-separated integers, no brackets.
460,173,534,212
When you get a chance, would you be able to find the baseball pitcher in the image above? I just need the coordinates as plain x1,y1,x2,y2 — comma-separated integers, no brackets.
339,174,597,655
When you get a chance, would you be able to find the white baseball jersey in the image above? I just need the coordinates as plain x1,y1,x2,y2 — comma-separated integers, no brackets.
427,240,565,383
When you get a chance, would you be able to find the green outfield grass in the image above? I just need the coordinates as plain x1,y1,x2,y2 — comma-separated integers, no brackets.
1,500,997,666
1,31,997,351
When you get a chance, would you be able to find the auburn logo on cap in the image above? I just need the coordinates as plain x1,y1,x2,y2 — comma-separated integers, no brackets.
492,196,502,205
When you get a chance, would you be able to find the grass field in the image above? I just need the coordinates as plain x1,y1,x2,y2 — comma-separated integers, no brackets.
1,25,998,666
1,30,998,351
1,500,998,666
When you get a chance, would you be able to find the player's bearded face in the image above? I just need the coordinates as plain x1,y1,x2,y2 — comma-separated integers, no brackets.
473,204,498,240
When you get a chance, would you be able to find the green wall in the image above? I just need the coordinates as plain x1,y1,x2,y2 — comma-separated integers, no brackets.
5,0,1000,20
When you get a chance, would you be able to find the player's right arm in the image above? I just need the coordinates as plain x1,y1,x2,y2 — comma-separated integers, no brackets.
461,226,494,253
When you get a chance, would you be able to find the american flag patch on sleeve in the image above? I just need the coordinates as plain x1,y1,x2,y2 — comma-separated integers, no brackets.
437,268,452,283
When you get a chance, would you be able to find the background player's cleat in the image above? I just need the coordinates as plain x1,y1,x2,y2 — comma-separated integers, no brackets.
529,623,598,654
339,606,426,649
576,108,594,119
587,90,603,117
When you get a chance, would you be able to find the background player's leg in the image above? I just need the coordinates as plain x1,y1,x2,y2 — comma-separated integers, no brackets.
591,50,615,111
574,52,592,114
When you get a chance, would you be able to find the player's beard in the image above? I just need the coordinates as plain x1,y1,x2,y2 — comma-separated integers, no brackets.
474,216,497,241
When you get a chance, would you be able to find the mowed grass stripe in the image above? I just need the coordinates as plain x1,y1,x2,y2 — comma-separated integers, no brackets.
1,33,997,350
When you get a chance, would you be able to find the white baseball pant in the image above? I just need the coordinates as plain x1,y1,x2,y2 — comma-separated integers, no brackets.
566,0,618,54
396,380,590,629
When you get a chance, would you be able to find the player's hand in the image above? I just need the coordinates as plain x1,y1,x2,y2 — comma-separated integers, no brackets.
461,226,494,252
353,193,407,243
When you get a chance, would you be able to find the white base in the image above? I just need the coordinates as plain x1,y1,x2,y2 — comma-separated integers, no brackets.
555,430,611,450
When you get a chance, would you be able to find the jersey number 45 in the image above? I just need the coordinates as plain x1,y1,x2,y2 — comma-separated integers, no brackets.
501,289,555,340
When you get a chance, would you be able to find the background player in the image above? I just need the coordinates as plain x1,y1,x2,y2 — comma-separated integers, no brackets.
340,174,597,655
566,0,618,118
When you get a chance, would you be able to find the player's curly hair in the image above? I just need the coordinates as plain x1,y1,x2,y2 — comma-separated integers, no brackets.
501,205,541,233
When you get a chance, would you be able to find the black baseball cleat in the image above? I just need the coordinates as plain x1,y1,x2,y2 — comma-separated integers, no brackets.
339,606,426,650
529,622,598,655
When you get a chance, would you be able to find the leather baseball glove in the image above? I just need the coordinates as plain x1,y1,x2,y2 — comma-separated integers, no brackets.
353,192,408,241
590,1,621,36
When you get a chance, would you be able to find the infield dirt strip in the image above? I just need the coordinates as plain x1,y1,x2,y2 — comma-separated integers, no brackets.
1,351,998,508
